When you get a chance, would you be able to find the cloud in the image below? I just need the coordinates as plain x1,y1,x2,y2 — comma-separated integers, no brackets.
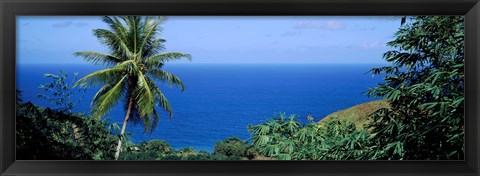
280,31,301,37
294,20,345,30
52,21,88,28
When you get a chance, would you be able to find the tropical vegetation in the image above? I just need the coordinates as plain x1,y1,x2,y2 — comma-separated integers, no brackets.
72,16,191,160
365,16,464,160
15,16,464,160
248,16,464,160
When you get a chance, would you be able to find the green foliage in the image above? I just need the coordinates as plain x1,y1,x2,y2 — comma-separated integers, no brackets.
214,137,248,157
141,139,173,154
16,102,119,160
38,70,86,113
177,147,196,155
248,16,465,161
16,16,463,161
18,71,119,160
74,16,191,128
121,139,174,160
248,113,298,159
366,16,464,160
74,16,191,160
121,141,243,160
312,118,375,160
248,113,374,160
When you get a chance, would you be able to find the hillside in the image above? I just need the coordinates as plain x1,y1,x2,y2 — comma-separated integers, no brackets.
319,100,390,129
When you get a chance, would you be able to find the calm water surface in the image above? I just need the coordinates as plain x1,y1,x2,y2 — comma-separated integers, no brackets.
17,63,384,152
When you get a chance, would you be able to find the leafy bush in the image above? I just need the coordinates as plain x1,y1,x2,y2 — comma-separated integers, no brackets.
177,147,196,155
366,16,464,160
141,140,173,154
16,102,119,160
214,137,248,157
16,70,120,160
248,113,372,160
121,150,160,160
120,140,249,160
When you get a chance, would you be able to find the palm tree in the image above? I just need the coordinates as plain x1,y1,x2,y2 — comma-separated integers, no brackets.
73,16,191,160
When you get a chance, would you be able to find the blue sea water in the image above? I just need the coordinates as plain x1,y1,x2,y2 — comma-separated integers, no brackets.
17,63,384,152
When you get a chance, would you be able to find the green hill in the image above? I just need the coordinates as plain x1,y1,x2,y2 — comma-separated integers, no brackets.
319,100,390,129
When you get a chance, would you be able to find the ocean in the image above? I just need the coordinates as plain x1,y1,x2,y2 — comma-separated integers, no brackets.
16,63,384,152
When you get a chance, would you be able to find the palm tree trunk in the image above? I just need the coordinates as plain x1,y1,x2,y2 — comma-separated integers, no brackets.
114,96,134,160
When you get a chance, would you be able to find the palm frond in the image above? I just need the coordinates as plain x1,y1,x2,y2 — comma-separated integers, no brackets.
142,38,166,58
147,69,185,91
91,83,114,107
145,52,191,68
74,51,122,66
123,16,142,56
144,76,173,119
92,75,127,118
73,60,135,88
93,29,134,59
137,17,164,57
102,16,128,43
133,71,155,118
90,75,123,107
73,68,122,88
132,100,160,133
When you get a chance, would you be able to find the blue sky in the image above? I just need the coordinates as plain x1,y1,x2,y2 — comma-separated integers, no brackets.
17,16,401,64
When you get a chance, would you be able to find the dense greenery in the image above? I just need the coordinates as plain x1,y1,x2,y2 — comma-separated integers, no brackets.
214,137,249,157
73,16,191,160
16,102,119,160
248,113,372,160
17,71,119,160
365,16,464,160
248,16,464,160
232,16,461,161
17,72,118,160
120,140,246,160
16,16,464,160
16,98,250,160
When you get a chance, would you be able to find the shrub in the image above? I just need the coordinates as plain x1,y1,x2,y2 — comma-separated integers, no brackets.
214,137,248,157
248,113,373,160
16,102,119,160
366,16,464,160
142,140,173,154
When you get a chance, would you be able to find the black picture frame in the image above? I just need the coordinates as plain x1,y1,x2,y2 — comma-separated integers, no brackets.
1,0,479,176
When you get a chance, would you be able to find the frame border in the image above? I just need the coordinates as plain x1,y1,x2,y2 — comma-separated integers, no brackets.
1,0,479,176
